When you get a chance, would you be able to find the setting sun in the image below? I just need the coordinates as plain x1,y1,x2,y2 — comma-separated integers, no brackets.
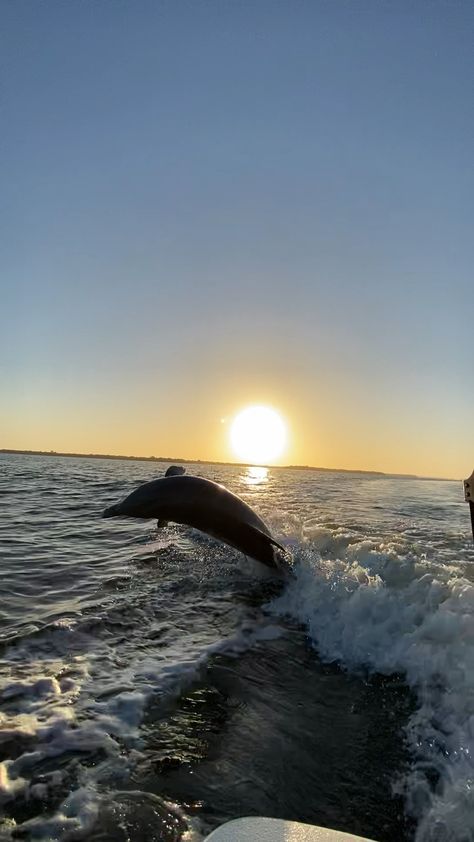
230,406,287,465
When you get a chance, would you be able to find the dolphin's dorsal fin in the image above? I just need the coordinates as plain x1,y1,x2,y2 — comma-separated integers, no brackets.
159,464,185,524
165,465,186,477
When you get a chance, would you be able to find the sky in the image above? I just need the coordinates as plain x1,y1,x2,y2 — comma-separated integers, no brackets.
1,1,472,478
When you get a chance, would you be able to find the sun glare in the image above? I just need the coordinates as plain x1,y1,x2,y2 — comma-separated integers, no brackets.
230,406,287,465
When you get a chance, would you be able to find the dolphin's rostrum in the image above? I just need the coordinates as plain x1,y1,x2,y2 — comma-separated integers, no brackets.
103,467,285,569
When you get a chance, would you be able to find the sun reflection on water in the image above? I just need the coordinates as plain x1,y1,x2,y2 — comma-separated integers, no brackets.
242,466,269,485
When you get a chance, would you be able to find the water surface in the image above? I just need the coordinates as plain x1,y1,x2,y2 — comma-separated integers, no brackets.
0,455,472,841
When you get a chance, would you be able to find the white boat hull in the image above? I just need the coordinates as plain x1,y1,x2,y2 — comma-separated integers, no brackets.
205,817,377,842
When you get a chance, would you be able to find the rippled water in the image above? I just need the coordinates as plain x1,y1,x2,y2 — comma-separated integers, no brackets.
0,454,472,841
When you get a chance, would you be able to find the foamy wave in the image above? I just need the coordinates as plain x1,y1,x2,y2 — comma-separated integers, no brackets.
0,616,281,839
270,527,474,841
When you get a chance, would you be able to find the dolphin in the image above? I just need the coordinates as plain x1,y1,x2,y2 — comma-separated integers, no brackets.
163,465,186,477
102,467,285,569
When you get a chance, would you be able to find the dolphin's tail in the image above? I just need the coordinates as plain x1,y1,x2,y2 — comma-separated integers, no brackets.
102,503,121,518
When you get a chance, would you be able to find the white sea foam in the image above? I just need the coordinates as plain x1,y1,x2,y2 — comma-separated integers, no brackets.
11,787,101,840
0,615,281,839
270,527,474,842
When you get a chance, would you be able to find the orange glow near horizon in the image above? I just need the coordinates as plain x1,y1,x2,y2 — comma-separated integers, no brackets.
0,387,468,479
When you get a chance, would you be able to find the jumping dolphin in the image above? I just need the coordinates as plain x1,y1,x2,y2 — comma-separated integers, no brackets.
103,467,285,569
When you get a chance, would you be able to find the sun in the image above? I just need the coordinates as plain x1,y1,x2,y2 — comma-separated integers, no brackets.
230,405,287,465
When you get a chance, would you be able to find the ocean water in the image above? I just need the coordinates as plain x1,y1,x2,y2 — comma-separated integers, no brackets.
0,454,473,842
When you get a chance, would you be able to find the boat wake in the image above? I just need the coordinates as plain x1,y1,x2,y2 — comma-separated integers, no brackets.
271,525,474,842
1,457,472,841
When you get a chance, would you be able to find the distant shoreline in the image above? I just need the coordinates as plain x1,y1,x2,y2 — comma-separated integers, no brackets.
1,448,455,481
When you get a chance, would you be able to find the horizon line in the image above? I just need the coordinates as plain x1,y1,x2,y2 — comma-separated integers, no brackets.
0,448,459,483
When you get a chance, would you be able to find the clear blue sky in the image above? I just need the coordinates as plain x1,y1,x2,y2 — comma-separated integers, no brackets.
1,1,472,477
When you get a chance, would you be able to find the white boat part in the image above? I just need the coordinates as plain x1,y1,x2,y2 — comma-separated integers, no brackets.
205,817,377,842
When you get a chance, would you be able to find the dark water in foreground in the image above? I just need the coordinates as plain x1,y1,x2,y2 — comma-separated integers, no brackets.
0,455,472,842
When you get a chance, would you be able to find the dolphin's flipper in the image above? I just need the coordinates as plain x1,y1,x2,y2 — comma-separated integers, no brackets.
252,528,292,573
222,522,287,569
165,465,186,477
